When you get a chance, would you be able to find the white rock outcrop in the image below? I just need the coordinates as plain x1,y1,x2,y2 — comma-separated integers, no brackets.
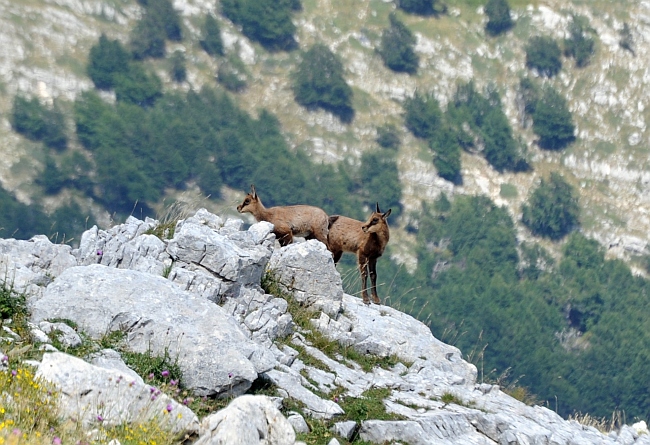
0,209,644,444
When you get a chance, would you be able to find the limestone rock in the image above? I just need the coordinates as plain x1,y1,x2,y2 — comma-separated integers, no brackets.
38,321,82,348
30,264,276,397
36,352,199,435
0,235,76,299
312,293,477,385
195,395,295,445
267,240,343,316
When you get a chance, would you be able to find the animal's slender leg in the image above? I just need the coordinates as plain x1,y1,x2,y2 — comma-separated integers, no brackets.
278,232,293,247
369,258,380,304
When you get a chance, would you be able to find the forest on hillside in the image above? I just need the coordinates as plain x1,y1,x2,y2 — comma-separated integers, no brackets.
2,0,649,423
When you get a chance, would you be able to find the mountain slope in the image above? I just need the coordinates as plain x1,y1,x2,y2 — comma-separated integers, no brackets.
1,0,649,264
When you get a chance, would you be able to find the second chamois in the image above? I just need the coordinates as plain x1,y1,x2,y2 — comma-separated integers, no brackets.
236,184,329,247
327,203,391,305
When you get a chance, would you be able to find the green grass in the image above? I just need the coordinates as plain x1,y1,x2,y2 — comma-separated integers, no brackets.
499,183,518,199
289,387,402,444
593,141,616,156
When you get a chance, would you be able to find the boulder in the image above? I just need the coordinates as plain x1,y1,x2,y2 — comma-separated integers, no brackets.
36,352,199,435
195,395,295,445
30,264,276,396
267,240,343,316
0,235,76,299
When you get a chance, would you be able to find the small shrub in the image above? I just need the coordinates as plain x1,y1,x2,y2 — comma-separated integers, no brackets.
396,0,443,16
217,58,248,92
521,172,580,240
485,0,514,36
378,13,419,74
525,36,562,77
564,15,596,68
200,14,224,57
169,50,187,83
0,280,27,321
429,126,461,183
221,0,298,50
403,91,443,140
619,23,635,55
531,86,575,150
87,34,131,90
376,124,400,150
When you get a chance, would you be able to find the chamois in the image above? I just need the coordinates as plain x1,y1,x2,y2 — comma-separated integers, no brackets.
327,203,391,305
236,184,329,247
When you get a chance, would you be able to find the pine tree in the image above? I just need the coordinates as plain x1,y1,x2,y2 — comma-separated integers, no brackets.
378,13,419,74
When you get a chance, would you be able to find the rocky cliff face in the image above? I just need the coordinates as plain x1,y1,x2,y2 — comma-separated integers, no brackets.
1,0,649,268
0,208,648,444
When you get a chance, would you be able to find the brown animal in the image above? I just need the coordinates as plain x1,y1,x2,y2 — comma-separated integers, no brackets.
327,203,391,305
236,184,329,247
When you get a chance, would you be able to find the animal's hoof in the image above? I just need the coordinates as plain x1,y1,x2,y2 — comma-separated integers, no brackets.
362,298,371,305
372,298,381,305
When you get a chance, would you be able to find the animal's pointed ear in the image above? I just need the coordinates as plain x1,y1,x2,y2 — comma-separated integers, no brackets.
376,202,381,213
383,209,392,219
250,184,257,198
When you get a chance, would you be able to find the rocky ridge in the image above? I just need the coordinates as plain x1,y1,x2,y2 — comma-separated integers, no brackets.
0,208,648,444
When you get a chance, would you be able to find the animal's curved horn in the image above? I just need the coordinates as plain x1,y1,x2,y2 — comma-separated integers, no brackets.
251,184,257,198
376,202,381,213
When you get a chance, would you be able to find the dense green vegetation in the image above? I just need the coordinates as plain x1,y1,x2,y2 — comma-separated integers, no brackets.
531,86,575,150
72,86,365,215
292,44,355,123
359,150,403,218
0,185,92,242
372,194,650,421
403,83,526,181
378,13,419,74
130,0,182,59
221,0,299,51
619,23,635,55
376,124,401,150
10,96,67,150
447,82,526,172
403,90,443,140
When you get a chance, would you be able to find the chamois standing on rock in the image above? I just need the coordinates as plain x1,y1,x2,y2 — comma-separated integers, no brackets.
237,184,330,247
327,203,391,305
